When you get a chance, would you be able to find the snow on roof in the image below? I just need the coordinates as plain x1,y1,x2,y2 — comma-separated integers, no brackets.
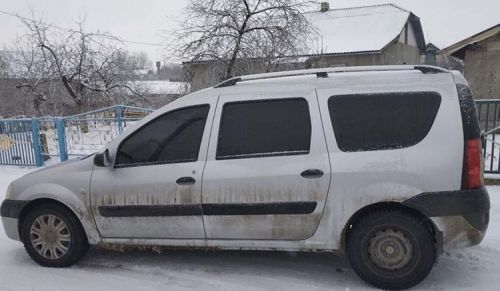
306,4,411,55
133,80,190,95
133,69,152,75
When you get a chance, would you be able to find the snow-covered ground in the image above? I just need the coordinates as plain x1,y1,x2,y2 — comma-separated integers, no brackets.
1,166,499,291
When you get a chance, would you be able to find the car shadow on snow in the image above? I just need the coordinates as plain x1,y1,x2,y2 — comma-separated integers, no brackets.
75,247,369,289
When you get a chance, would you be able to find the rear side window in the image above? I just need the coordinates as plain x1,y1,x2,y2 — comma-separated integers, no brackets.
328,92,441,152
116,105,209,167
217,98,311,159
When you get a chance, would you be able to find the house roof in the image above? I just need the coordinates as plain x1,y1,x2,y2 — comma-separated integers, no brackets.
443,23,500,60
426,43,440,52
305,3,426,55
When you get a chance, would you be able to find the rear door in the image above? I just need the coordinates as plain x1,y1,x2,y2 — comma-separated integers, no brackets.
201,90,331,240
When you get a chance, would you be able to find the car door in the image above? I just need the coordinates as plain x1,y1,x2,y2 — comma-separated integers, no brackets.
201,90,331,240
90,103,214,239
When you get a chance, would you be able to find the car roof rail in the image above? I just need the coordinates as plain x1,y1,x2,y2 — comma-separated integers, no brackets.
214,65,449,88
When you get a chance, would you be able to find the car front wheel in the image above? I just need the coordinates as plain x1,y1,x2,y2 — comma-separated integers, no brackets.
20,203,89,267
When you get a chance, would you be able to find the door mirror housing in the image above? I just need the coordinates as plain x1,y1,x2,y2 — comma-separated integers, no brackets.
94,149,111,167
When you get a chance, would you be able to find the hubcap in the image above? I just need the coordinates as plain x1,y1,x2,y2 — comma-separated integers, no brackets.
30,214,71,260
367,229,413,271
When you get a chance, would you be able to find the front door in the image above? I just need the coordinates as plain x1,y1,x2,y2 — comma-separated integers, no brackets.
201,91,331,240
90,104,213,238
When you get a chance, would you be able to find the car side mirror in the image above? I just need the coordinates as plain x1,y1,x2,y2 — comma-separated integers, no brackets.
94,149,111,167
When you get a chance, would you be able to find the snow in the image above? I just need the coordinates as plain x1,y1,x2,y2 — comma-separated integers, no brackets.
133,81,190,95
306,4,410,55
1,166,500,290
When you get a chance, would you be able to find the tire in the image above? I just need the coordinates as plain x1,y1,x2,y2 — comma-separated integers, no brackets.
346,209,435,290
20,203,89,267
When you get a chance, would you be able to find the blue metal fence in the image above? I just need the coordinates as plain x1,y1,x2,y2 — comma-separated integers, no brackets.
0,105,152,167
60,105,153,160
0,119,40,166
476,100,500,174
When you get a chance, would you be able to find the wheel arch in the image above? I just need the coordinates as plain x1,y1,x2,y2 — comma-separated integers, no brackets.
340,201,441,255
17,198,88,243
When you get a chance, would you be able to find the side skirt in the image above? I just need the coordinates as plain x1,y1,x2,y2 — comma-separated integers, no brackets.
98,238,338,253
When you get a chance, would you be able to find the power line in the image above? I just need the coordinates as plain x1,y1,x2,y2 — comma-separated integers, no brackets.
0,9,164,47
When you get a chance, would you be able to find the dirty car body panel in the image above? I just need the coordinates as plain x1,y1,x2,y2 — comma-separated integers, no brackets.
201,89,332,240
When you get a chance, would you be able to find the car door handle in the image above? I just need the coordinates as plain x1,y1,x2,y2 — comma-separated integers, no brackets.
301,169,324,179
176,177,196,185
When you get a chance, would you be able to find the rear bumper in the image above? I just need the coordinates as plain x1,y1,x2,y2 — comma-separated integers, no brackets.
404,187,490,251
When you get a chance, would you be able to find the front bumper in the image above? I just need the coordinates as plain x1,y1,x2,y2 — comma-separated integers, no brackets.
1,199,29,242
1,199,29,219
404,187,490,251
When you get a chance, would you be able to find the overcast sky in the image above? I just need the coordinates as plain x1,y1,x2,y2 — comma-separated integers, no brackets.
1,0,499,67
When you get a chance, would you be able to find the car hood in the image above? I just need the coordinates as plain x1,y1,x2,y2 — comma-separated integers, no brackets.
6,156,96,200
29,156,88,174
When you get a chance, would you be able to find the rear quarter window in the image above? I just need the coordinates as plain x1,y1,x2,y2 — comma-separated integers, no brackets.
328,92,441,152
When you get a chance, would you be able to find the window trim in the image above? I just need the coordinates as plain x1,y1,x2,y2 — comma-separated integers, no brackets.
215,97,312,161
328,91,442,152
114,104,210,169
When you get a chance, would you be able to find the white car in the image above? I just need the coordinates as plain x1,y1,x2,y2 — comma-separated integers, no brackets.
1,65,489,290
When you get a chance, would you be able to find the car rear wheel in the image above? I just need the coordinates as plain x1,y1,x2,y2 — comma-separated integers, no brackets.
346,209,436,290
20,203,89,267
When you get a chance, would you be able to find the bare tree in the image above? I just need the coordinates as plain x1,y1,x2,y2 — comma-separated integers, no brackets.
4,35,58,116
171,0,316,80
123,52,151,75
0,52,9,77
13,16,150,113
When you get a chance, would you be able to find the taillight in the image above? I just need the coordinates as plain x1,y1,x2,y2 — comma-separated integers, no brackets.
462,138,483,189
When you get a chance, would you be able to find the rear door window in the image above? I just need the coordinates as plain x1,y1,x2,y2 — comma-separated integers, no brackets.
217,98,311,159
328,92,441,152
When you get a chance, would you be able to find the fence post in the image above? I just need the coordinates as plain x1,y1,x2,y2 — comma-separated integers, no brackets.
116,105,123,135
31,118,44,167
55,118,68,161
